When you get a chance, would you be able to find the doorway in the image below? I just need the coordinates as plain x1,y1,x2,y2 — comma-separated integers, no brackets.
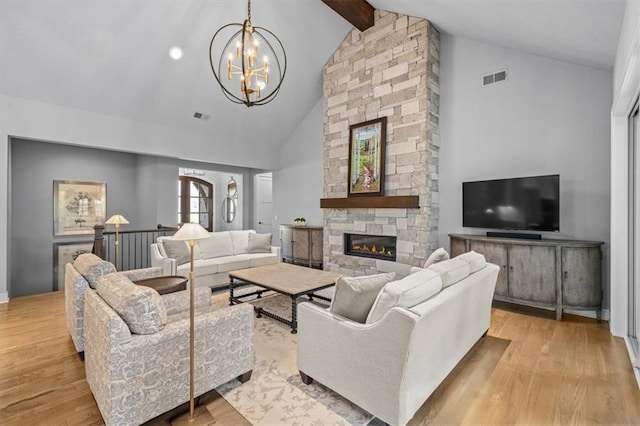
255,173,273,234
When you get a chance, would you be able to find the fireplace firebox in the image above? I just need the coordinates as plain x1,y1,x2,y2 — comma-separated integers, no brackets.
344,233,397,261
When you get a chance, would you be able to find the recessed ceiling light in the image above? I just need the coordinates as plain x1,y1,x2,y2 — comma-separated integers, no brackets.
169,46,183,60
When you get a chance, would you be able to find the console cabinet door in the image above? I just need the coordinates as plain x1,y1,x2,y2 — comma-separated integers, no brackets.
562,247,602,308
508,245,556,305
292,228,310,262
469,241,508,296
450,237,467,257
310,229,323,263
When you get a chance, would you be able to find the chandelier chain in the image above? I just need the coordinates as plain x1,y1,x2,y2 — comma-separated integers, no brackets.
247,0,251,21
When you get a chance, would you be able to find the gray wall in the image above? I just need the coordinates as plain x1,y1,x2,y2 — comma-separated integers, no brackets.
136,155,179,229
10,140,260,297
272,98,324,240
10,138,139,297
439,35,612,311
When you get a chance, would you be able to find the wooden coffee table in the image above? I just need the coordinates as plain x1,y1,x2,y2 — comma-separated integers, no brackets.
228,263,343,334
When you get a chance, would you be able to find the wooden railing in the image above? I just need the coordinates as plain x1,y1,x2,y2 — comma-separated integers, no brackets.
93,225,177,271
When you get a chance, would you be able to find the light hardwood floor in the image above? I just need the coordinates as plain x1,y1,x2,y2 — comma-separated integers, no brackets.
1,292,639,425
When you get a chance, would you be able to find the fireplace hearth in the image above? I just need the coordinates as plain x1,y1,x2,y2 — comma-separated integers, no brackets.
344,233,397,261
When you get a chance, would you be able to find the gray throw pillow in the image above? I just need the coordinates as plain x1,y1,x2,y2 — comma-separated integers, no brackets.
162,239,190,265
247,233,272,253
329,272,396,323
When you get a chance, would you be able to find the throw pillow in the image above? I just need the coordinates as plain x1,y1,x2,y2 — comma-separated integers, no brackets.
248,233,272,253
230,230,256,255
199,232,233,259
366,269,442,324
423,247,450,268
427,258,471,288
330,272,396,323
162,239,190,265
455,251,487,273
73,253,117,289
97,272,167,334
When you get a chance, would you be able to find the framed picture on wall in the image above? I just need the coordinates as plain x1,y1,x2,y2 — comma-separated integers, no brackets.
348,117,387,197
53,180,106,236
53,241,94,291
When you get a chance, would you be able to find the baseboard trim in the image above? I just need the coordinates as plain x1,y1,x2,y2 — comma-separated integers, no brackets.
563,308,609,321
0,292,8,304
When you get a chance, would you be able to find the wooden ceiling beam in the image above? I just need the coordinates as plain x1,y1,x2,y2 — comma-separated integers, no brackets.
321,0,375,32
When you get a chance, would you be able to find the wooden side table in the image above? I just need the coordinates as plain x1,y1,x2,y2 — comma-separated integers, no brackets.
134,275,188,295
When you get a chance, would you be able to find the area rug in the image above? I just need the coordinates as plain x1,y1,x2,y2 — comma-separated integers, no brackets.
211,290,374,425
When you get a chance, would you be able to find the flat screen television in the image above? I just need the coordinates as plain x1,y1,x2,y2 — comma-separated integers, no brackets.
463,174,559,232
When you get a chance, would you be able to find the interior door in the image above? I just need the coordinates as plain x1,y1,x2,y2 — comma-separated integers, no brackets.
256,173,273,234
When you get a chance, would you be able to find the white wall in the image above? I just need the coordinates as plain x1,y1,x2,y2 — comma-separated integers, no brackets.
610,0,640,337
439,36,613,311
272,98,324,243
0,95,276,302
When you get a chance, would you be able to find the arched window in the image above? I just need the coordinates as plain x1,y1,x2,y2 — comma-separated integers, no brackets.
178,176,213,231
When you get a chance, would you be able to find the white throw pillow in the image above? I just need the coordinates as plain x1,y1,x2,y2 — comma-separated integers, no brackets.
366,269,442,324
330,272,396,323
455,251,487,273
230,230,256,255
423,247,450,268
199,232,233,259
427,258,471,288
248,233,272,253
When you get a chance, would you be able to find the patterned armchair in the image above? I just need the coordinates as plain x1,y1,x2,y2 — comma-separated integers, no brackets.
84,273,254,426
64,253,191,353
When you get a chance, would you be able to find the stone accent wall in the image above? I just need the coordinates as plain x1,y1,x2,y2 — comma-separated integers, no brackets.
323,10,440,275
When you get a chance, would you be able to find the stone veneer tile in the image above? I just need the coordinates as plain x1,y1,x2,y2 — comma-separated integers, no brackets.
323,9,439,275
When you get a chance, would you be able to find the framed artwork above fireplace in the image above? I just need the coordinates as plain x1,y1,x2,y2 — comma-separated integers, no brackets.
348,117,386,197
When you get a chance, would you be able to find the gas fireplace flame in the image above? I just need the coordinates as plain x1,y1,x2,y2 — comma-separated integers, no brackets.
352,244,394,256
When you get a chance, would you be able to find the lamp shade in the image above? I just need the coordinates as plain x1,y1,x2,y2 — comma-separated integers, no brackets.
173,223,210,241
105,214,129,225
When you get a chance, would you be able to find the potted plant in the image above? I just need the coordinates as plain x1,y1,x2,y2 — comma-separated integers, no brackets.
293,217,307,227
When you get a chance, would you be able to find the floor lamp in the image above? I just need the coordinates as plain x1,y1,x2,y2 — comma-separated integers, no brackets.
105,214,129,271
172,222,210,423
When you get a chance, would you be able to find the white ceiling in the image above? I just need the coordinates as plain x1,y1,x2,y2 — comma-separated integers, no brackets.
0,0,626,169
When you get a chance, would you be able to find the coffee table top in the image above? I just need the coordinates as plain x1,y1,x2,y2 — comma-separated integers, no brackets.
229,263,344,296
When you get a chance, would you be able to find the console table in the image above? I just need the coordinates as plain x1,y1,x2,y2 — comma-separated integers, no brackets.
279,225,323,268
449,234,603,320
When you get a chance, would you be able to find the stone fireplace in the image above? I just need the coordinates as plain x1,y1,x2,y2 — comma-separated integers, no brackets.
344,233,397,261
322,10,440,276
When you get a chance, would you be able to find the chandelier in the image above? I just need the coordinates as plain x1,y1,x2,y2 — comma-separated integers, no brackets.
209,0,287,107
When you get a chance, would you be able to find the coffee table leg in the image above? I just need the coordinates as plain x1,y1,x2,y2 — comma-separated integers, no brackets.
291,296,298,334
229,277,235,306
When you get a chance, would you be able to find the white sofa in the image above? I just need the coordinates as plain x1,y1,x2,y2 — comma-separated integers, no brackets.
297,252,499,426
150,229,281,289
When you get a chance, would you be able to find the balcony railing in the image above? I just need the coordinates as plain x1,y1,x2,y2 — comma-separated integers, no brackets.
93,224,177,271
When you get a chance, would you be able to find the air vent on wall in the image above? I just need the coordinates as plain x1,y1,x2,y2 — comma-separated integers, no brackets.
193,112,210,120
482,69,508,86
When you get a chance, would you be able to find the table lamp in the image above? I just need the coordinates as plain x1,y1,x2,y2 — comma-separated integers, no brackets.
105,214,129,270
172,222,210,422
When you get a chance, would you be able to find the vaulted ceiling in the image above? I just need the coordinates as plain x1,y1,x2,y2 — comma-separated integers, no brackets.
0,0,626,169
